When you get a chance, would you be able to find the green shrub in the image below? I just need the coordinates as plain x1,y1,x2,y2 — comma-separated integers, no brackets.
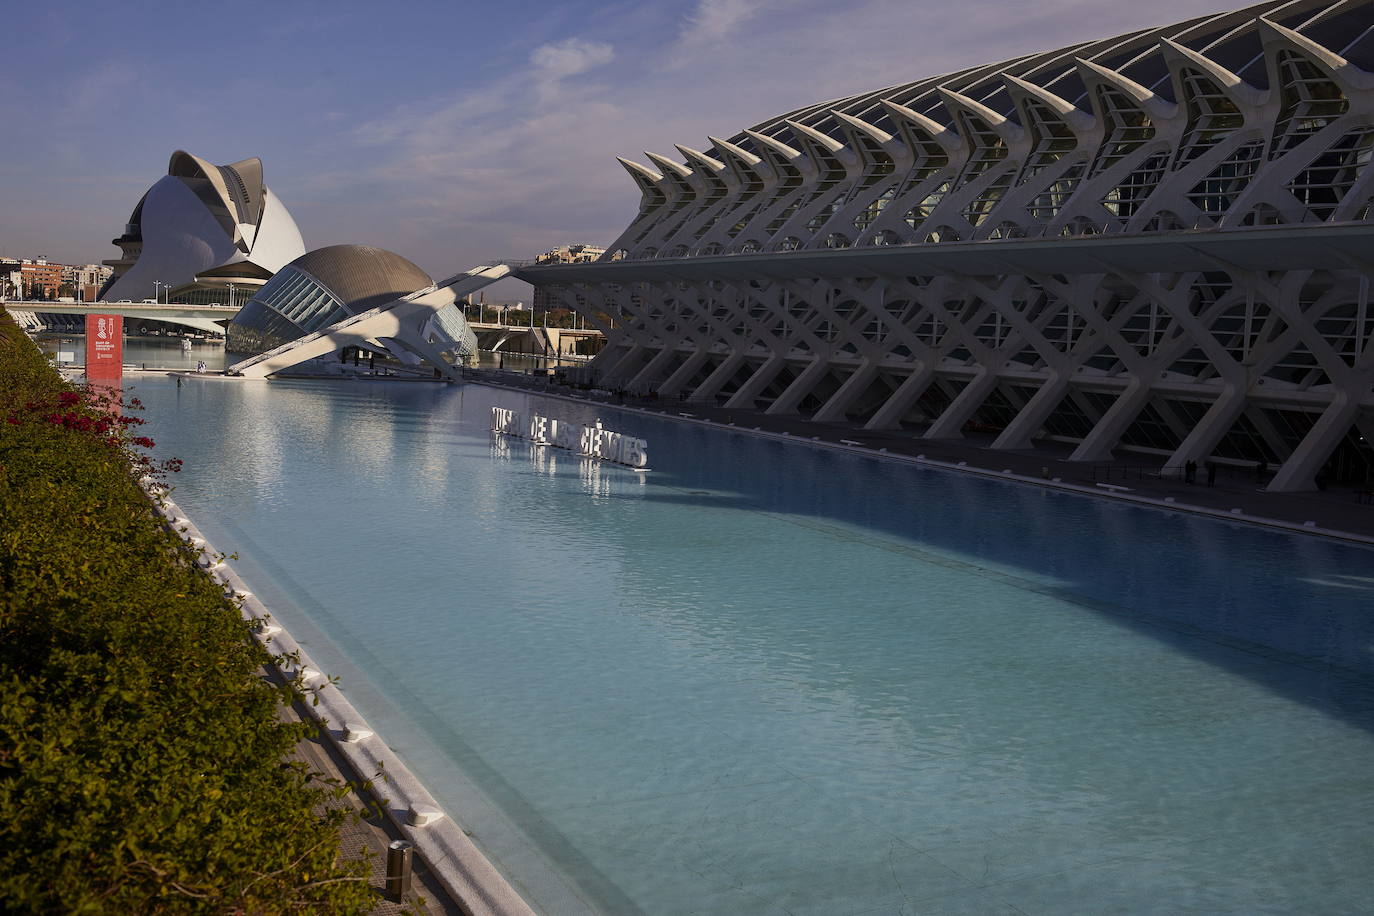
0,313,373,913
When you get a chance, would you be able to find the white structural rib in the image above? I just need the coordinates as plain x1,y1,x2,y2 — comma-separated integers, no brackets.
1074,56,1180,119
228,265,510,379
937,87,1026,144
1159,37,1267,106
877,99,964,154
742,129,805,163
1001,73,1096,132
552,1,1374,494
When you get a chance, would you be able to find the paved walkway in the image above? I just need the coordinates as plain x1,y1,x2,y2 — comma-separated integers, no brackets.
281,699,463,915
478,371,1374,544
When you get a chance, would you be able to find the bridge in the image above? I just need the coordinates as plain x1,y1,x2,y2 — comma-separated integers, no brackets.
4,299,606,357
3,300,238,336
467,322,603,360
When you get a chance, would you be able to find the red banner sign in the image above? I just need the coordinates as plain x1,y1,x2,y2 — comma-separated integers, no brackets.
85,314,123,382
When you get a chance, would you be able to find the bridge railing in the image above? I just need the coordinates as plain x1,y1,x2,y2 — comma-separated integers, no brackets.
2,300,238,311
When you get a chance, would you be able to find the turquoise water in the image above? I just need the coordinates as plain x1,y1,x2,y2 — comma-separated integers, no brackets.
135,376,1374,915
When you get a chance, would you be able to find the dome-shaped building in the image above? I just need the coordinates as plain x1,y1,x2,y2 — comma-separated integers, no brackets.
227,244,479,366
101,151,305,304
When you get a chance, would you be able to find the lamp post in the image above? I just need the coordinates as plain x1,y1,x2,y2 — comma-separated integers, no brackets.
153,280,163,303
228,283,235,310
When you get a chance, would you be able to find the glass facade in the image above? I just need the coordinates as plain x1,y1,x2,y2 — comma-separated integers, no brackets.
226,266,347,355
431,303,479,362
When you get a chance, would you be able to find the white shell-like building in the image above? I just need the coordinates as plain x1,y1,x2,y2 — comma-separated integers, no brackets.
100,151,305,304
521,0,1374,492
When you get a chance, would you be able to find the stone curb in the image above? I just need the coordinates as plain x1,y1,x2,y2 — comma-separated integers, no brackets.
142,481,537,916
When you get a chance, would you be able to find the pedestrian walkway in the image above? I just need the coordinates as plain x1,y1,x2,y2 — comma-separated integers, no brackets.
281,699,461,915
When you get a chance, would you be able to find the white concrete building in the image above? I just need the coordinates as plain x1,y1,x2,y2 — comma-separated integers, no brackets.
101,151,305,305
521,0,1374,491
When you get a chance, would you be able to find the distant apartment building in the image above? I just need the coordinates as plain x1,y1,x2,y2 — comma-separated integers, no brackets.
62,263,114,301
20,259,63,299
1,259,22,300
531,244,605,314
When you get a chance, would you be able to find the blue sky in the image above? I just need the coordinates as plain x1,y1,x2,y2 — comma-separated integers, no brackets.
5,0,1217,297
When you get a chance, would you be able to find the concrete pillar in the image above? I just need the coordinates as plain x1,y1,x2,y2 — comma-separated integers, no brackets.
766,357,832,415
812,360,879,423
991,372,1069,450
1069,379,1151,462
657,349,712,397
923,369,1001,439
627,346,681,391
863,365,936,430
692,351,749,402
1166,382,1247,469
1267,392,1359,492
724,353,787,408
598,343,649,384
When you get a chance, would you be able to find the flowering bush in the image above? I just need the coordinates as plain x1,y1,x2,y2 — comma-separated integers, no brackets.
0,313,374,913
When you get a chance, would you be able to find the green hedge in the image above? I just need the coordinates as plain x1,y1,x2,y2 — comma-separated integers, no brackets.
0,313,374,913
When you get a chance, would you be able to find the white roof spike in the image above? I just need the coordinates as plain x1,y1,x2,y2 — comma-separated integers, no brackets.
1158,37,1265,106
643,151,694,179
783,119,846,154
1255,17,1362,82
707,136,762,167
743,129,804,163
828,109,894,145
936,86,1024,142
1000,73,1094,131
877,99,963,153
617,157,663,183
675,144,726,173
1074,57,1178,118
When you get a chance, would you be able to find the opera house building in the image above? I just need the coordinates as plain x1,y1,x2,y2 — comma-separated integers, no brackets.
101,151,305,306
519,0,1374,492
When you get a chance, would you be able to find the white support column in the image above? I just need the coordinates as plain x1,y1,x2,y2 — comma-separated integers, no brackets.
724,353,787,408
863,364,936,430
766,357,832,416
1069,379,1151,462
658,349,712,397
626,345,681,391
692,351,749,402
1267,392,1359,492
1166,382,1247,468
598,343,650,385
923,368,1001,439
812,359,879,423
991,372,1069,450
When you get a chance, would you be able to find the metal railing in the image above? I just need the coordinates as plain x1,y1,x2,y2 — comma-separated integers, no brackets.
1087,462,1269,484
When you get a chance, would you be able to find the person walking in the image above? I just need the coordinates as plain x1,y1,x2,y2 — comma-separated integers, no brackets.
1185,459,1197,484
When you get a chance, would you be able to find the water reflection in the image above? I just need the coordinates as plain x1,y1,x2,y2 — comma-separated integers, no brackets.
133,377,1374,916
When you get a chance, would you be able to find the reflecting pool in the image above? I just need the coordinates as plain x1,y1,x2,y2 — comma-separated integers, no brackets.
135,376,1374,915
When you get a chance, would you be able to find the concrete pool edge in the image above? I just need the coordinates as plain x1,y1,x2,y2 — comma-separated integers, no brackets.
142,484,539,916
476,380,1374,550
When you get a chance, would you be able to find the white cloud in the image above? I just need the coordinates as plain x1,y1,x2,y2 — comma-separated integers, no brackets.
530,38,615,81
679,0,762,45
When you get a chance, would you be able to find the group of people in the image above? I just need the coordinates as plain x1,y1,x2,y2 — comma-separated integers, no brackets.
1183,459,1219,486
1182,458,1272,486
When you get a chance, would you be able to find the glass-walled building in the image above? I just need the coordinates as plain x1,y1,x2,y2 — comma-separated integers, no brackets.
520,0,1374,492
227,244,478,365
